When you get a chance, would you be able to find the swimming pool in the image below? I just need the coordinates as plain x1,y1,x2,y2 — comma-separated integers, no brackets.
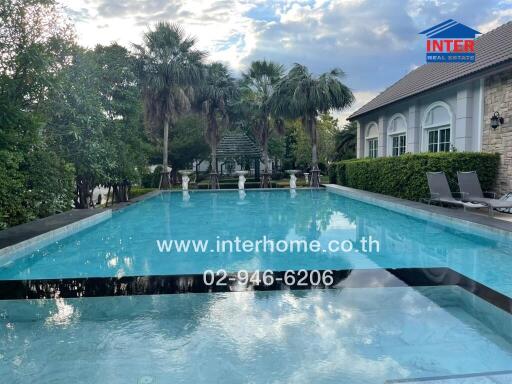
2,189,512,383
1,190,512,296
2,285,512,383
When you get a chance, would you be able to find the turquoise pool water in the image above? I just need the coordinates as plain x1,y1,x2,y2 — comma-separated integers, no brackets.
3,190,512,383
2,286,512,383
1,190,512,296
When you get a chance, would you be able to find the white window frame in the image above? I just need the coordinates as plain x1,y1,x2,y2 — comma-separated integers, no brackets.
368,138,378,158
387,113,407,156
427,126,451,153
391,134,407,156
421,101,453,152
365,121,379,158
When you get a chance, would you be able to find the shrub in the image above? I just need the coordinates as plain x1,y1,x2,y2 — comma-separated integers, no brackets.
0,151,27,229
130,187,156,199
141,166,163,188
329,152,500,201
328,166,337,183
0,148,75,228
24,149,76,218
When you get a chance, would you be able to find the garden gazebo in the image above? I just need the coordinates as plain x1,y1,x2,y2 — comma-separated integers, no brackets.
211,131,261,188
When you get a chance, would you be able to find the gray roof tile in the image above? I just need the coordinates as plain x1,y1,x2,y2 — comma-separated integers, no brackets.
216,131,261,158
348,21,512,120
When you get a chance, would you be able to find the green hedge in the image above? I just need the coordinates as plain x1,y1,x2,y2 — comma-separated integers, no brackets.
0,148,75,229
329,152,500,201
129,187,157,199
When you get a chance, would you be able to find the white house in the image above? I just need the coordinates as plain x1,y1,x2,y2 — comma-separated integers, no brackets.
348,21,512,194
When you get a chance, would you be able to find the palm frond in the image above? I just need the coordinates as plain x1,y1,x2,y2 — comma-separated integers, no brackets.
133,21,206,132
271,63,355,119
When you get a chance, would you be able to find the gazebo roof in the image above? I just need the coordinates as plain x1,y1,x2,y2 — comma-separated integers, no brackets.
216,131,261,159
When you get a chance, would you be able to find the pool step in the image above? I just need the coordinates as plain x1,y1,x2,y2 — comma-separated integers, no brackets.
386,370,512,383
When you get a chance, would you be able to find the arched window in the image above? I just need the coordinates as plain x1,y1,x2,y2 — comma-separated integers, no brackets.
422,102,452,152
387,114,407,156
365,122,378,158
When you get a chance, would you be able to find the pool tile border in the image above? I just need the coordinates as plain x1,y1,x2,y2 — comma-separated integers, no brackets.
324,184,512,240
0,189,165,261
385,369,512,383
0,210,112,266
1,267,511,316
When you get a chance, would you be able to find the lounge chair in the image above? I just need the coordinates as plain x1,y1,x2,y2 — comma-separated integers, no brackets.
457,171,512,215
426,172,485,211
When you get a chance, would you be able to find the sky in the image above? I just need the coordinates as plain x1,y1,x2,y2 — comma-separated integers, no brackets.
61,0,512,124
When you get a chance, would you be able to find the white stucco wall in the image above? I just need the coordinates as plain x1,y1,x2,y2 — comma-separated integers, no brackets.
354,76,486,158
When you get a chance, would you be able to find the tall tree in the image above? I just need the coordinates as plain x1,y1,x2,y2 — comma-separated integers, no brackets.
133,22,205,189
94,43,150,203
45,48,109,208
271,64,354,187
241,60,284,187
198,63,238,189
0,0,76,226
334,121,357,160
292,113,339,169
169,115,210,180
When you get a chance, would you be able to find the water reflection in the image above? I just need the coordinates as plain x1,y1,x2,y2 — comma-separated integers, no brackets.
1,286,512,383
45,298,76,326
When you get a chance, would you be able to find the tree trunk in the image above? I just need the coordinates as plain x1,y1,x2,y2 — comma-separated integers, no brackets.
112,181,130,203
310,117,320,188
260,122,271,188
75,178,93,209
254,160,260,181
112,184,119,203
160,119,171,189
263,123,269,173
105,185,112,207
209,139,219,189
211,142,218,174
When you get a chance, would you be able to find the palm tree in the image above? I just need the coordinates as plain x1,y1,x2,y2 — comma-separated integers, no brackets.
241,60,284,187
199,63,238,189
134,22,205,189
271,64,354,187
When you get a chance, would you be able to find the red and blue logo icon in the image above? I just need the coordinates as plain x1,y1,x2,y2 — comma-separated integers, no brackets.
419,19,481,63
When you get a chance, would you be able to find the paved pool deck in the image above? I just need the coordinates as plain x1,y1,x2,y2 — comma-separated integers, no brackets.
324,184,512,238
0,209,106,250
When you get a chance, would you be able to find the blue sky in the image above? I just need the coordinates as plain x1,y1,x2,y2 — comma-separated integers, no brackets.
63,0,512,122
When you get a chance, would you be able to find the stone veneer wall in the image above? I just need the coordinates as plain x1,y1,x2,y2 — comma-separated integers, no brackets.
482,69,512,195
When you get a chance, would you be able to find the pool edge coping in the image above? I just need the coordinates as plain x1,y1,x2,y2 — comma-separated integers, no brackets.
324,184,512,239
0,189,165,257
0,210,112,265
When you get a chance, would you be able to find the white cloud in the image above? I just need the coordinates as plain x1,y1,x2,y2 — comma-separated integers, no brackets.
477,7,512,33
332,90,380,126
61,0,260,71
60,0,510,105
